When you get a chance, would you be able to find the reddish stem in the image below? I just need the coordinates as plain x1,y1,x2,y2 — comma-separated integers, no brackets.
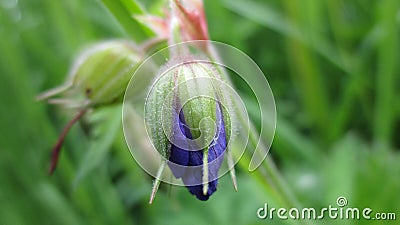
49,109,87,175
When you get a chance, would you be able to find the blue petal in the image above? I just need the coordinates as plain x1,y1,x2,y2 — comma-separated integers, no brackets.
186,179,218,201
168,102,227,200
168,108,192,178
168,145,189,178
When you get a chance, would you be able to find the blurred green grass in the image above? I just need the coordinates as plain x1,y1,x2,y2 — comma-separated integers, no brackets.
1,0,399,224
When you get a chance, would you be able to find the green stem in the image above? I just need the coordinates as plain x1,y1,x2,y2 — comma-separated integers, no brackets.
168,0,185,58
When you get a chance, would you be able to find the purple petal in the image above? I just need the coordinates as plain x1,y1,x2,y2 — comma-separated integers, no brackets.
186,179,218,201
168,102,227,200
168,108,192,178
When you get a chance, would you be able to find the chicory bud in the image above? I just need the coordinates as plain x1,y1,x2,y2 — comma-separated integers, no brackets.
145,57,232,200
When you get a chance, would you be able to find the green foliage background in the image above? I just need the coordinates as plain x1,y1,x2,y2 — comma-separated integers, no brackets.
1,0,399,224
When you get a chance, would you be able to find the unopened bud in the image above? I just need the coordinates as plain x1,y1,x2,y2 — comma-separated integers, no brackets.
145,57,233,200
38,40,142,108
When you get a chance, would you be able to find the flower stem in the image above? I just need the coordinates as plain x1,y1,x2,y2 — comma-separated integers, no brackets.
49,109,87,175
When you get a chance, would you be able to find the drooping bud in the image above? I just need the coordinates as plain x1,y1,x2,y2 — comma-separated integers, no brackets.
38,40,142,174
37,40,142,108
145,56,233,200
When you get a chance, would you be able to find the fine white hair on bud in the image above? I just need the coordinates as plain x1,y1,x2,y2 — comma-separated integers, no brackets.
145,55,235,200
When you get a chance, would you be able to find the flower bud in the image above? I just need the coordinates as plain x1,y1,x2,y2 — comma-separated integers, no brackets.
38,40,142,174
145,58,232,200
37,40,141,108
